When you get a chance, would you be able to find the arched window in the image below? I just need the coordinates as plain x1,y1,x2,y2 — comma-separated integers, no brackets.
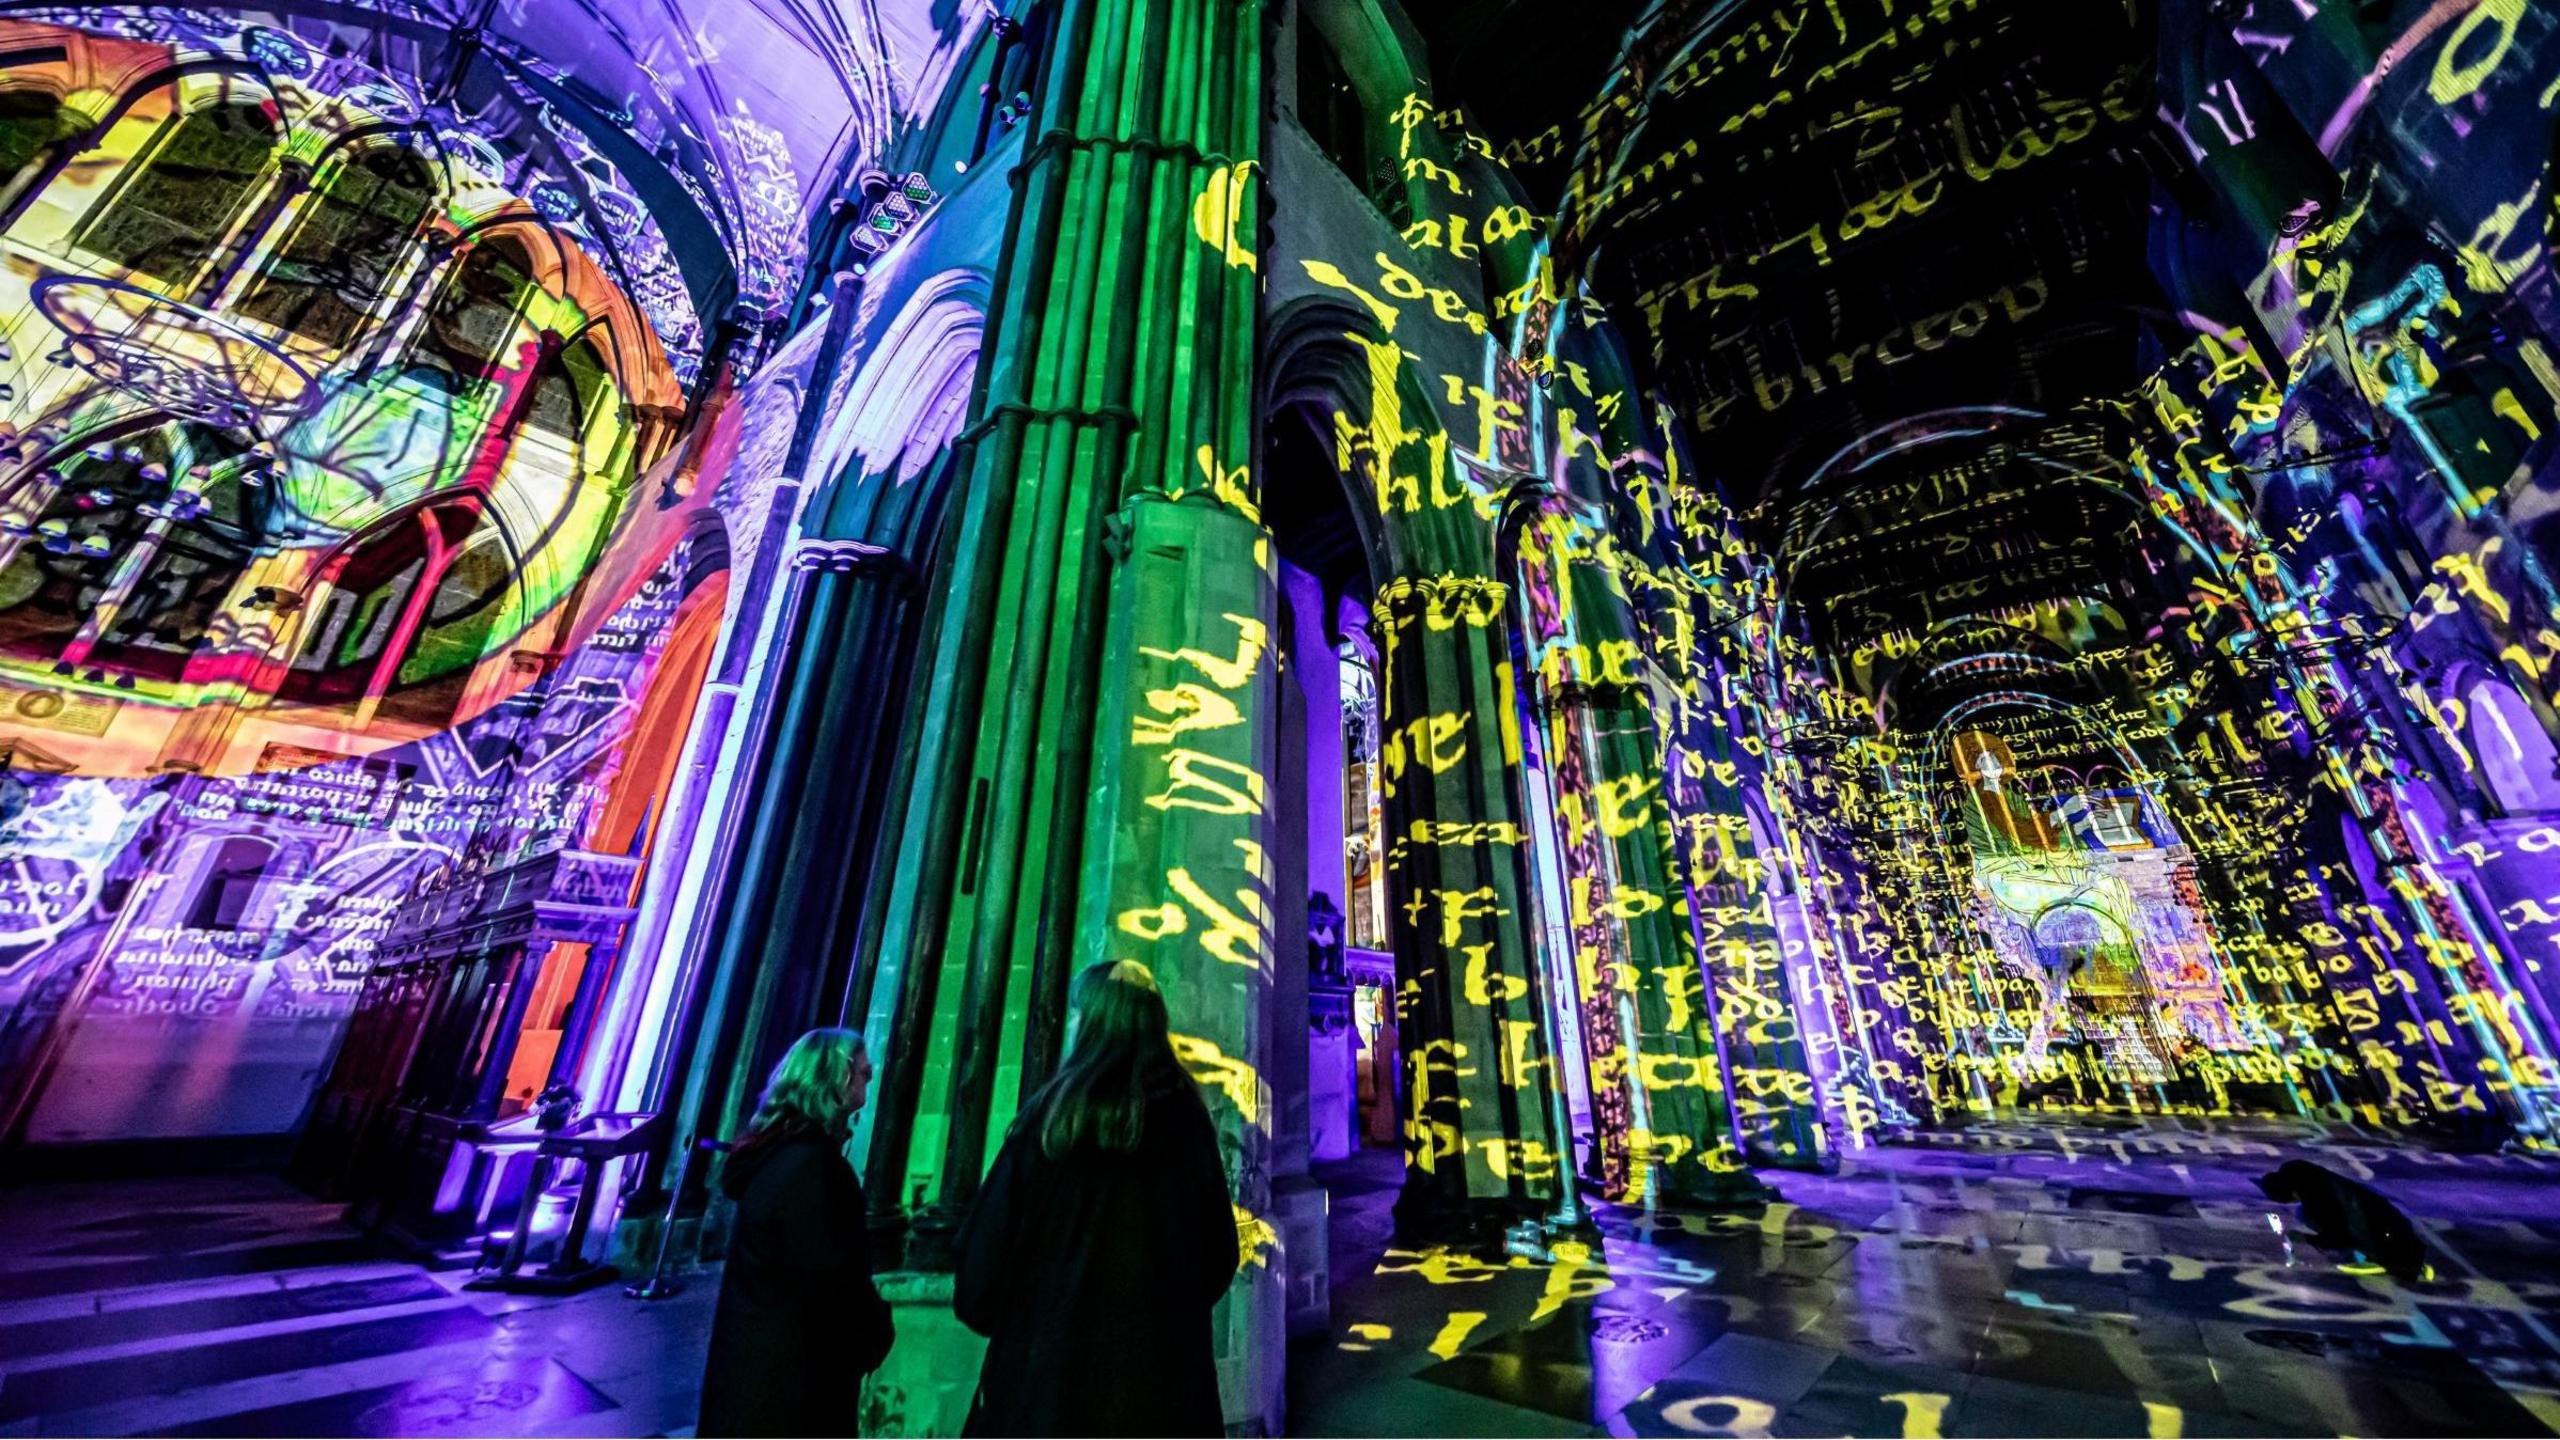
519,335,597,440
75,100,277,285
0,423,260,682
1336,636,1387,949
281,502,514,733
235,144,435,347
0,437,165,665
504,331,621,485
2466,677,2560,815
85,472,262,680
409,233,541,392
0,89,71,205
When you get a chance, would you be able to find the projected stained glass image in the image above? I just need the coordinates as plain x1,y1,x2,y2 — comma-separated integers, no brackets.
1,2,2559,1438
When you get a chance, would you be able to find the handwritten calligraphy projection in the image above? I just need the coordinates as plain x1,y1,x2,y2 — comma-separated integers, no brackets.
1083,500,1280,1170
1554,1,2024,241
1513,499,1764,1197
1718,512,1951,1135
1776,760,1936,1129
1594,0,2142,377
1680,271,2054,435
1511,506,1637,1196
1298,130,1578,1203
1556,492,1834,1171
1348,73,1853,1187
1294,1,2560,1161
1289,91,1619,1202
1649,474,1905,1143
2107,301,2560,1136
1367,573,1564,1208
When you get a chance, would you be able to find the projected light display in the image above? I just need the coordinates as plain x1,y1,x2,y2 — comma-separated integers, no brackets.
0,8,750,1157
0,2,2560,1434
1235,0,2560,1221
4,3,2560,1433
0,19,689,777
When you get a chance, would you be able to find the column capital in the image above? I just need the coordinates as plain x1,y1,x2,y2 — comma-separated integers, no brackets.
1373,573,1509,627
791,537,897,573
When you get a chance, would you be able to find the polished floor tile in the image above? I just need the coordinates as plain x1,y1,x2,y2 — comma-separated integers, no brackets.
7,1119,2560,1436
0,1174,706,1439
1295,1118,2560,1436
160,1357,620,1438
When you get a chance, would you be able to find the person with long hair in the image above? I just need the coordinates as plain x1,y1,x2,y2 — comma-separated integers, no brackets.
697,1027,894,1436
956,959,1240,1436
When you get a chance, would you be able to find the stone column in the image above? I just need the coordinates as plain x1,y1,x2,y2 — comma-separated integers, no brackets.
1372,573,1563,1225
1076,494,1282,1426
665,540,916,1169
840,0,1273,1425
1271,559,1339,1330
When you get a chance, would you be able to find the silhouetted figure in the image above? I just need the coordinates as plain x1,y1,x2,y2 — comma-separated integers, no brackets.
698,1028,894,1436
956,960,1240,1437
2257,1158,2431,1283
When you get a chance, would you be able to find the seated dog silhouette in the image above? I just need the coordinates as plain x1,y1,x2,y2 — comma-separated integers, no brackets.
2256,1160,2430,1283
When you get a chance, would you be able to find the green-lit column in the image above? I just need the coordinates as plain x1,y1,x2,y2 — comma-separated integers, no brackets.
1374,574,1564,1223
1666,648,1827,1172
851,0,1267,1232
838,0,1267,1413
1588,700,1791,1189
1075,493,1281,1421
1515,506,1776,1201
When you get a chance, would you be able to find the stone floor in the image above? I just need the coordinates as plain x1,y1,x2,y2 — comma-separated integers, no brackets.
2,1119,2558,1436
1288,1120,2560,1438
0,1173,712,1437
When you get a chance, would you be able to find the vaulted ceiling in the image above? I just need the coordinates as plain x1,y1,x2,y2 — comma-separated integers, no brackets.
1425,0,2181,691
25,0,979,326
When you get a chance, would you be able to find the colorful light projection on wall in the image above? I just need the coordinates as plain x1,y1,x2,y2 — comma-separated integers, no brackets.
0,13,740,1151
1259,0,2560,1203
0,17,691,780
1937,726,2253,1109
1267,47,1833,1208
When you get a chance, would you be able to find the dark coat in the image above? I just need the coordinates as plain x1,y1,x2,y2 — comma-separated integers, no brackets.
954,1068,1240,1437
697,1129,895,1437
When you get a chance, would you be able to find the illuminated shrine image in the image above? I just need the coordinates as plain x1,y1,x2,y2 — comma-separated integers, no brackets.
7,1,2560,1438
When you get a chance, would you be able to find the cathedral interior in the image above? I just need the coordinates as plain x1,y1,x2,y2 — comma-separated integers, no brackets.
2,1,2560,1436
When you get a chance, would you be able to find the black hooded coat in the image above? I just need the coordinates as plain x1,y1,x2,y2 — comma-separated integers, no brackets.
696,1125,895,1436
954,1064,1240,1437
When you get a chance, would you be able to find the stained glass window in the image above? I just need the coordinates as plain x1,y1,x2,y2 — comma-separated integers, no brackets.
236,145,434,346
77,101,276,285
0,89,68,196
414,233,540,388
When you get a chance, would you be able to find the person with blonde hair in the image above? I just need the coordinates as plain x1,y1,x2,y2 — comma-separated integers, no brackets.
956,959,1239,1436
697,1026,893,1436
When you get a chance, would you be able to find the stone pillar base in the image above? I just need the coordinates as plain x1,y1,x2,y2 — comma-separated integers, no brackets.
858,1269,1290,1438
1217,1259,1287,1436
859,1274,984,1438
1271,1175,1330,1339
